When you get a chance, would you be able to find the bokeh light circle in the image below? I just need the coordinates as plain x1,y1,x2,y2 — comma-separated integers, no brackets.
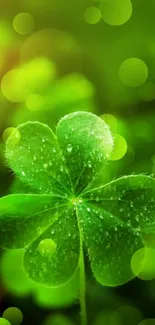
100,114,118,133
0,249,32,297
84,7,101,25
139,320,155,325
1,69,30,102
42,314,74,325
13,12,35,35
110,134,127,161
126,146,135,164
26,94,44,111
20,28,81,73
38,238,57,257
131,247,155,280
99,0,132,26
0,319,11,325
22,57,56,90
119,58,148,87
2,127,21,144
110,305,143,325
2,307,23,325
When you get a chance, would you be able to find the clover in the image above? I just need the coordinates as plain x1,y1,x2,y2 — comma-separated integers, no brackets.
0,111,155,325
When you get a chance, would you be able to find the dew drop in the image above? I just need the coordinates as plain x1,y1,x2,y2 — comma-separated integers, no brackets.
88,160,92,168
67,144,73,153
38,238,57,257
130,201,134,208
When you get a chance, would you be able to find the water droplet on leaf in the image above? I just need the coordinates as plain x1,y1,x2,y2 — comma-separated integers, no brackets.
38,238,57,257
67,144,73,153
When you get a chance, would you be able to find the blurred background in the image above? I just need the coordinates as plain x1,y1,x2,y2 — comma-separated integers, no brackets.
0,0,155,324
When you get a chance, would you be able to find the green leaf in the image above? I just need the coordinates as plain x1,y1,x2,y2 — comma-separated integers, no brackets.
2,112,155,289
9,177,39,194
3,112,113,285
56,111,113,194
0,249,79,307
34,270,79,308
0,194,66,248
24,206,80,286
6,122,72,196
79,175,155,286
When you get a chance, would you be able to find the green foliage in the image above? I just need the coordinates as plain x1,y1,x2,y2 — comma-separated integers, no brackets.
0,249,79,307
12,73,96,128
0,111,155,287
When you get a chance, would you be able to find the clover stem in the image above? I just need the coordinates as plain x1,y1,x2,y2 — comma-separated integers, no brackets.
79,239,87,325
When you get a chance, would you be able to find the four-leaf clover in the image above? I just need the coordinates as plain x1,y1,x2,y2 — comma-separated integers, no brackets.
0,111,155,290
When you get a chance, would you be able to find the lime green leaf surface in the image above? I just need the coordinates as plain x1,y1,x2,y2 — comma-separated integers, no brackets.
24,206,80,286
0,249,79,307
34,270,79,308
1,112,155,287
0,194,66,248
80,175,155,286
6,122,72,196
57,112,113,194
9,177,39,194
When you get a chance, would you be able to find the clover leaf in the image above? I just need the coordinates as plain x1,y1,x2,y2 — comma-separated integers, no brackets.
0,249,79,308
0,111,155,324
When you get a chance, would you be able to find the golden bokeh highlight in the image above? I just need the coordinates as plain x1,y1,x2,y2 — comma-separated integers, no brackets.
0,21,15,48
1,69,30,103
131,247,155,280
110,134,127,161
100,0,132,26
0,53,4,72
13,12,35,36
22,57,56,90
84,7,101,25
1,57,55,103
